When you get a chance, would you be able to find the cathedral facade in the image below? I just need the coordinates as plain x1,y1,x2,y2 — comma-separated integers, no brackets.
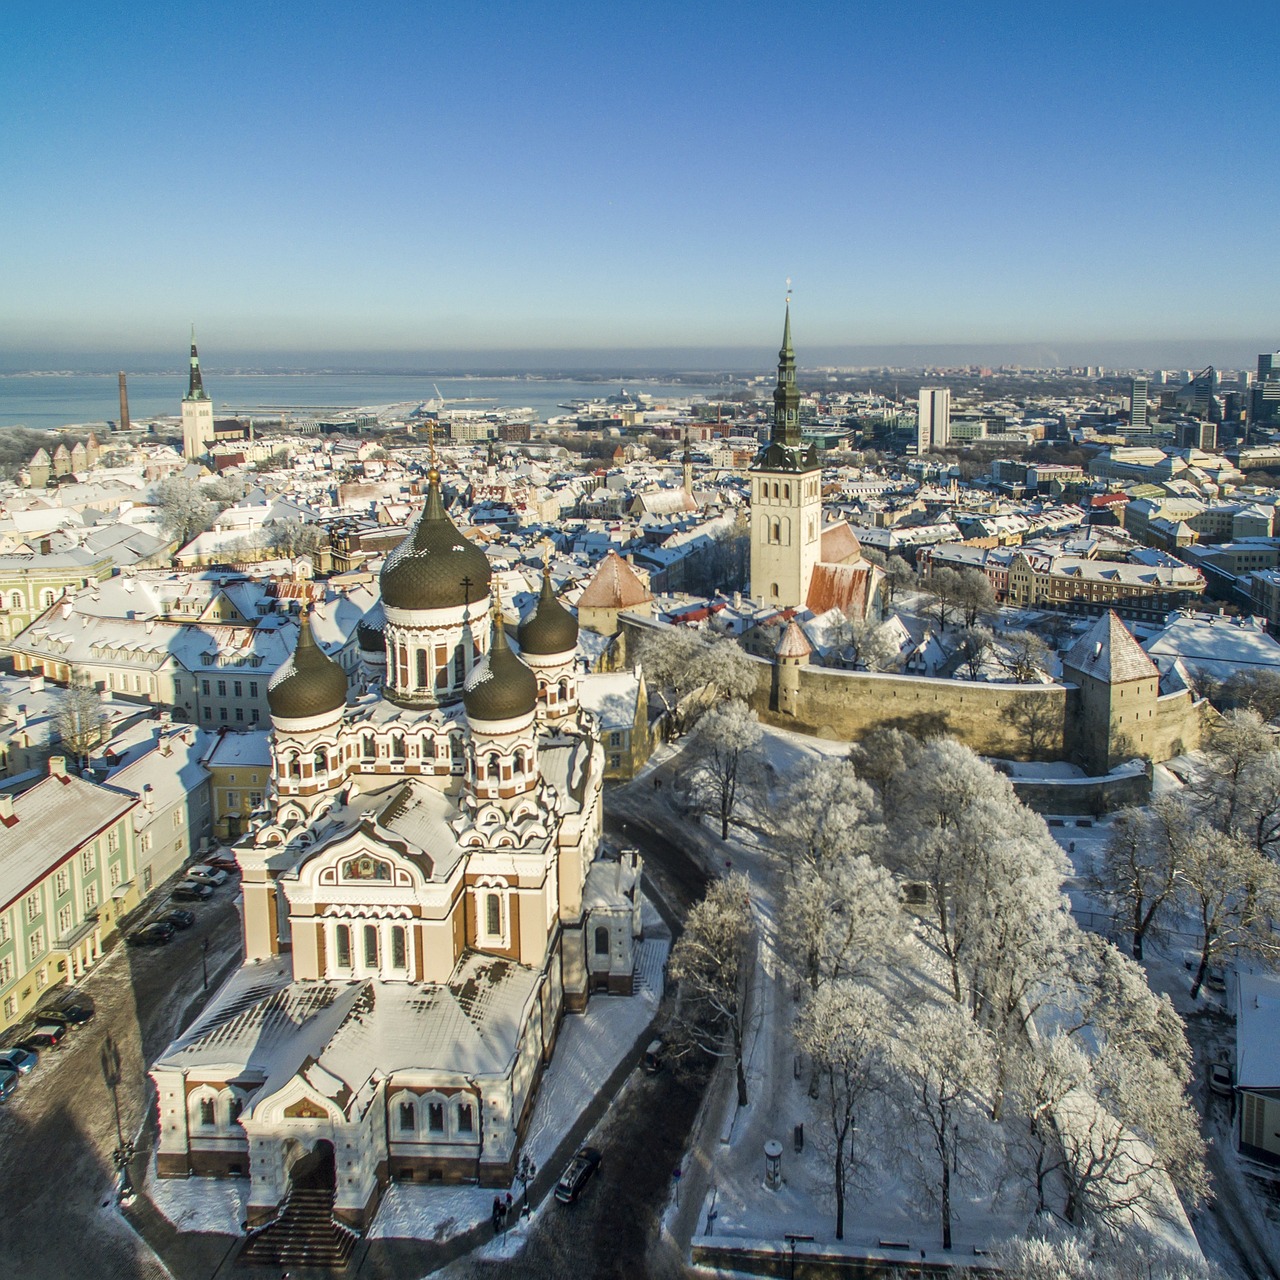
151,470,643,1228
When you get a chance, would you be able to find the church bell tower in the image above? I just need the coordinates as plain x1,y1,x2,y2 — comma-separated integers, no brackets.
749,299,822,609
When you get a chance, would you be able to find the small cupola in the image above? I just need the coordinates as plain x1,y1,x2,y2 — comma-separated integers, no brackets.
464,600,538,724
267,605,348,723
517,567,578,657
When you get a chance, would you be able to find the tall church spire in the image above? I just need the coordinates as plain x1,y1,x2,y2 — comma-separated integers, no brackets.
186,325,208,402
772,298,801,447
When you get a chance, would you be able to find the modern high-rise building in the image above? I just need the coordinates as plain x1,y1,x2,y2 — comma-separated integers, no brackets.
917,387,951,452
1175,367,1217,421
1128,376,1149,434
1250,351,1280,428
181,329,215,460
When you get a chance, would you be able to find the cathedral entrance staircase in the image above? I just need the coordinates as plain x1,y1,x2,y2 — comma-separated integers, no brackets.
238,1142,357,1271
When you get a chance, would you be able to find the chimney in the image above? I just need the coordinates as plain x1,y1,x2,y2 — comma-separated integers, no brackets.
13,707,26,730
39,538,52,555
118,372,130,432
28,674,44,694
0,795,13,823
142,783,155,811
48,756,67,778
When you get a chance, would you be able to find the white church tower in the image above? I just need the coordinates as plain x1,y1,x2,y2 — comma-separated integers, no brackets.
181,328,215,461
749,301,823,608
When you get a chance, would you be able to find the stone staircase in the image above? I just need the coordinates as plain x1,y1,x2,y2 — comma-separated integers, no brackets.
238,1184,358,1270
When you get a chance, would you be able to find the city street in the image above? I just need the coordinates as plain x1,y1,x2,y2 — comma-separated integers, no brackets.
0,883,243,1280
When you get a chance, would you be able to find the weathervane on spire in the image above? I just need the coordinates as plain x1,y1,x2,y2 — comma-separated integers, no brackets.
426,420,439,479
786,277,792,304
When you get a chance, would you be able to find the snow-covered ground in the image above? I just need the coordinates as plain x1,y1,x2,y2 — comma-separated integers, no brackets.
144,922,668,1247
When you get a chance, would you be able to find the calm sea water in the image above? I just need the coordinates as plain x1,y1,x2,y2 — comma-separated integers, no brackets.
0,373,707,430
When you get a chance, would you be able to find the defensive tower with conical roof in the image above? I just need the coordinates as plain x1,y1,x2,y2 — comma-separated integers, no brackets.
749,297,824,608
181,327,215,461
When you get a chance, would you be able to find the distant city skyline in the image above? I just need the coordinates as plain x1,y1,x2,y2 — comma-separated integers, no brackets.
2,3,1274,356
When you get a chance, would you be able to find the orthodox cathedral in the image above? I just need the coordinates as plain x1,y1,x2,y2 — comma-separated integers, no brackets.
151,465,643,1229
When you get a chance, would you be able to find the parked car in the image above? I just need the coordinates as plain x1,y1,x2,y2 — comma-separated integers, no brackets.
171,881,213,902
17,1023,67,1051
204,854,239,873
0,1046,38,1076
127,922,175,947
0,1067,17,1103
555,1147,602,1204
163,908,197,930
186,865,228,887
39,991,96,1027
1210,1062,1234,1098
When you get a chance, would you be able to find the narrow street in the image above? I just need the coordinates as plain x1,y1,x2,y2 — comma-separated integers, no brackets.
0,884,243,1280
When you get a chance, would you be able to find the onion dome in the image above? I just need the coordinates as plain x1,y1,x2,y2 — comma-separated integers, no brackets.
379,472,492,612
267,607,348,720
465,611,537,723
356,601,386,653
517,568,578,656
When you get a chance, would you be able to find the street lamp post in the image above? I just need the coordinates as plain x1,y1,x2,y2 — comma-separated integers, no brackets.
516,1153,537,1217
785,1233,814,1280
201,937,209,992
100,1034,134,1200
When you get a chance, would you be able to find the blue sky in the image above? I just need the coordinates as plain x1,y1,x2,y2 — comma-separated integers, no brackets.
2,1,1275,362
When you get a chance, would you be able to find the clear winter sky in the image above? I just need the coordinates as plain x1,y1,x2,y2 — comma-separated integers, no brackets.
2,1,1275,368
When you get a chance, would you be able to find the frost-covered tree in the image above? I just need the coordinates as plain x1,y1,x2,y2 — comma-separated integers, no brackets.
848,727,922,823
1176,824,1280,999
634,628,757,733
775,757,878,873
880,554,916,611
1010,936,1208,1227
923,566,964,630
833,614,900,672
56,679,107,766
793,983,888,1240
998,629,1051,683
266,519,328,560
780,855,904,993
887,1001,995,1250
155,475,218,546
666,872,754,1105
956,568,997,628
1192,708,1274,835
994,1226,1224,1280
957,624,994,680
1089,799,1187,960
684,699,763,840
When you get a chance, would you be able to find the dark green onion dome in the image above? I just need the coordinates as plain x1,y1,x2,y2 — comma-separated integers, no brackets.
356,601,386,653
517,568,578,656
464,613,537,722
379,472,492,612
267,608,348,719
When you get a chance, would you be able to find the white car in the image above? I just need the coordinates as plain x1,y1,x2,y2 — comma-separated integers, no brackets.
186,865,228,887
1209,1062,1234,1098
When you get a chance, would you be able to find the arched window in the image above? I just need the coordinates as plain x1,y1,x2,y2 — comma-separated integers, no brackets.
313,749,327,772
199,1097,216,1127
398,1100,416,1132
485,892,502,937
416,648,428,688
334,923,351,969
362,734,376,759
391,925,407,970
364,924,379,967
427,1101,445,1133
558,678,569,703
784,483,791,500
391,734,405,759
8,591,20,610
512,750,525,775
40,589,55,608
770,519,781,544
454,644,466,685
457,1102,474,1134
287,753,302,779
770,582,779,598
594,925,610,956
487,753,501,780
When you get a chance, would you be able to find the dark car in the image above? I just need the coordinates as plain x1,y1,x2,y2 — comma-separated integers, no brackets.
555,1146,602,1204
163,909,196,930
171,881,213,903
17,1023,67,1051
128,922,175,947
204,855,239,873
39,991,96,1027
0,1046,38,1076
0,1067,17,1103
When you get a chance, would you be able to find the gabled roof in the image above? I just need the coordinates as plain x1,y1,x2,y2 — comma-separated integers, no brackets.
577,551,652,610
806,562,876,621
775,620,812,659
1062,610,1158,684
820,520,862,565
